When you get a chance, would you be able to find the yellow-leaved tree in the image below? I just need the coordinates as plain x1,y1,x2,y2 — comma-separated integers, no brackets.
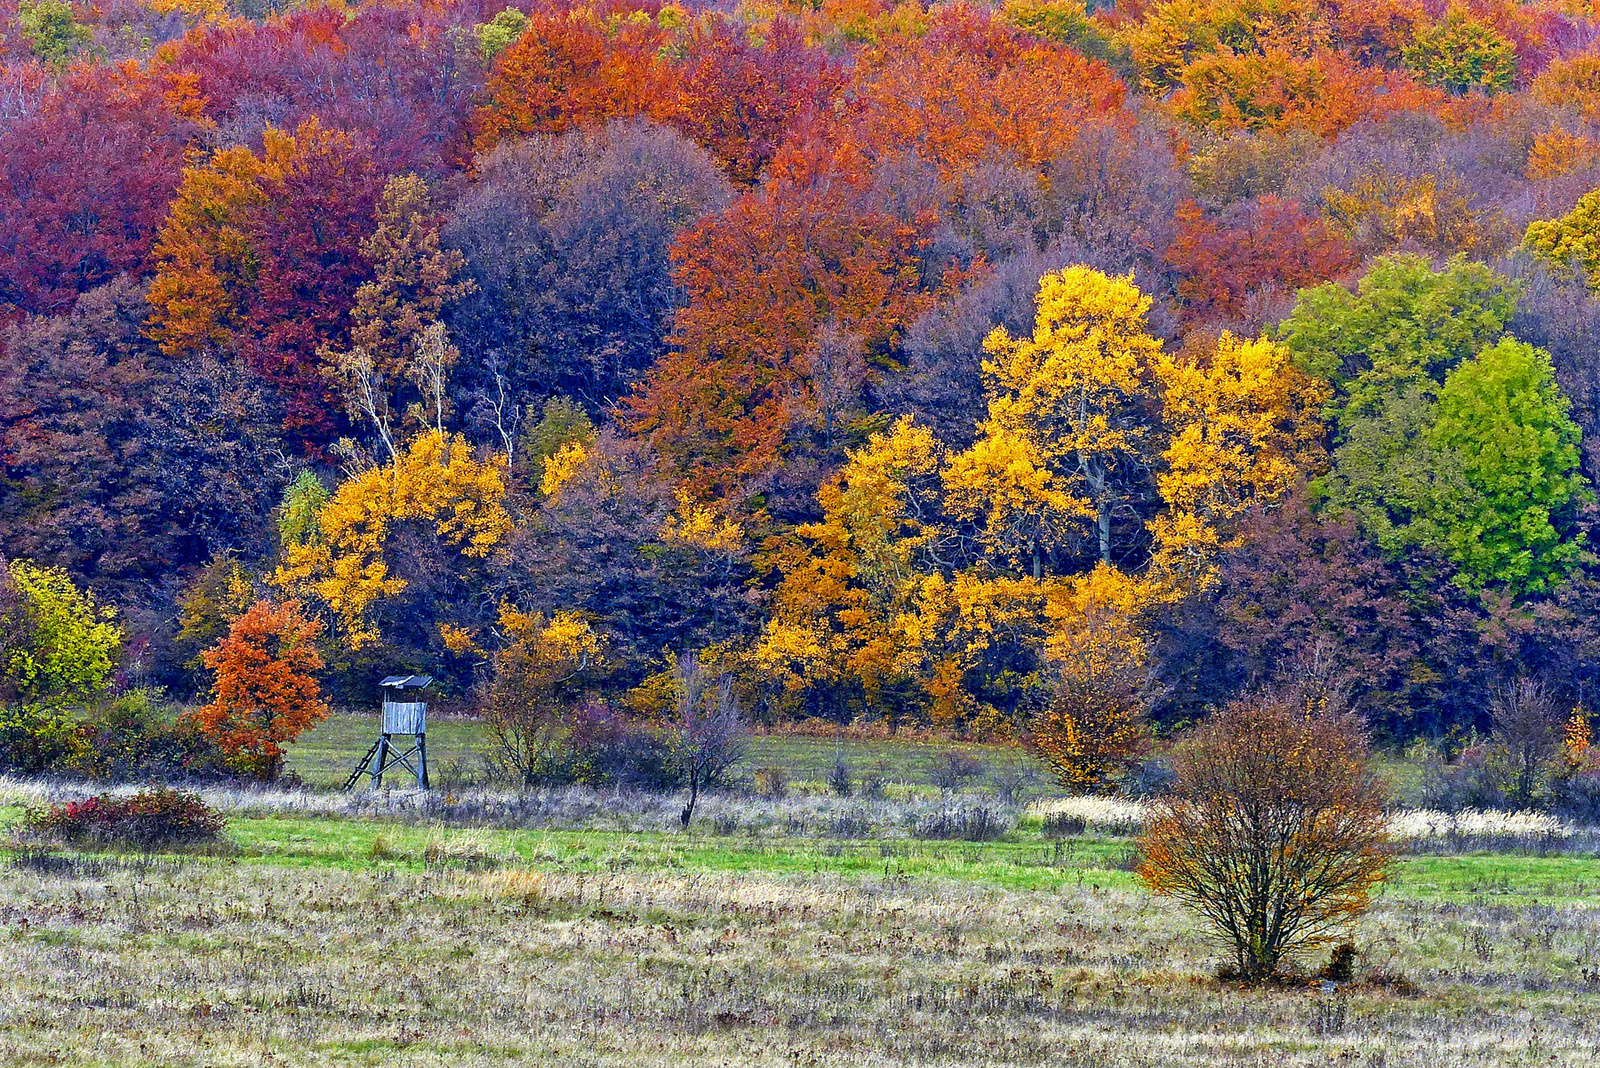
275,432,511,648
757,416,950,722
944,265,1164,575
1030,565,1156,792
481,606,603,787
759,268,1328,744
1151,332,1329,583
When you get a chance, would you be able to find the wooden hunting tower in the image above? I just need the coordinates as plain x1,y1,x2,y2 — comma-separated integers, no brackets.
342,675,432,790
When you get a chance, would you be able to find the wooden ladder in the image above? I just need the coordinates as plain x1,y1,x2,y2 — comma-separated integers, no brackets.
341,738,384,791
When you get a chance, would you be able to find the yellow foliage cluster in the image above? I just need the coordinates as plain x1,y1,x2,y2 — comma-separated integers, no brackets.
539,440,590,498
756,415,947,707
495,604,600,665
1321,171,1481,254
1566,705,1593,766
1524,186,1600,287
762,266,1327,738
1031,566,1156,789
535,610,603,664
1533,53,1600,125
1150,332,1328,584
1527,129,1600,181
947,266,1162,572
144,0,229,22
275,433,511,646
659,488,745,554
438,622,482,656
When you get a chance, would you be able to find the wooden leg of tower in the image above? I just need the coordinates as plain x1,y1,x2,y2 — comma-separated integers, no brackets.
417,733,429,791
372,734,390,790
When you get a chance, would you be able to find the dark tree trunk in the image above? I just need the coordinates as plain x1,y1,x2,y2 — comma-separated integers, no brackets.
680,769,700,829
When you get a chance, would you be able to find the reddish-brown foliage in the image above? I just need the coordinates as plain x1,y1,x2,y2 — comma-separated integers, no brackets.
625,139,931,500
664,17,839,186
842,6,1131,178
148,118,386,447
158,2,485,173
1138,693,1393,981
197,599,329,781
0,62,204,320
23,788,226,846
473,8,670,154
1165,196,1358,325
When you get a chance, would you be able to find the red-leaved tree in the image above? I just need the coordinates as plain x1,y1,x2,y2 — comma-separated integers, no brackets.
196,598,329,781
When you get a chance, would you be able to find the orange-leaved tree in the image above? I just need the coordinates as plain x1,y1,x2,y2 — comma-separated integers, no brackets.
1030,566,1154,793
1138,692,1392,982
472,8,670,153
196,599,329,780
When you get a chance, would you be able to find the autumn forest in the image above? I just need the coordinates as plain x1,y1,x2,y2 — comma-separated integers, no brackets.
7,0,1600,784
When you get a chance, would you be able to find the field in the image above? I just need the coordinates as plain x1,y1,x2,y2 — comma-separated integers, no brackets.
3,745,1600,1068
286,713,1040,791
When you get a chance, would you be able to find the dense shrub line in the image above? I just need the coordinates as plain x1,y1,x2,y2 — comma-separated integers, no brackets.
20,788,226,847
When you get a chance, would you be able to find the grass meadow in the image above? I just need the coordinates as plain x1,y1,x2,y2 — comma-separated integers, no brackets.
286,713,1038,791
1,723,1597,1066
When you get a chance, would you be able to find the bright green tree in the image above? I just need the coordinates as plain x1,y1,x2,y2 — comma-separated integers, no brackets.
277,471,330,553
474,8,529,63
1313,382,1445,556
16,0,93,66
1286,257,1586,596
1424,339,1587,594
1279,253,1517,419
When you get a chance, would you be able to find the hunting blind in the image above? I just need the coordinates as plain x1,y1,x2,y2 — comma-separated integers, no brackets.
343,675,432,790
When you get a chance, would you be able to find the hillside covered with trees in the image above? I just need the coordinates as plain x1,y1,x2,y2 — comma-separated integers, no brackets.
7,0,1600,780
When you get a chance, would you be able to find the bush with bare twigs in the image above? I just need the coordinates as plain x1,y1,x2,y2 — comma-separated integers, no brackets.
665,653,745,828
1138,692,1393,982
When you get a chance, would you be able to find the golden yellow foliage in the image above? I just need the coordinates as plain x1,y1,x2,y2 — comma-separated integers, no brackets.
1032,565,1155,791
895,571,1051,733
1524,187,1600,287
1321,171,1480,254
1151,332,1328,583
946,266,1163,571
492,604,601,667
1566,705,1593,766
144,0,228,22
439,622,483,656
756,416,946,703
275,433,511,646
537,610,603,665
659,489,745,553
147,144,270,358
1527,130,1600,181
539,439,590,498
1533,53,1600,125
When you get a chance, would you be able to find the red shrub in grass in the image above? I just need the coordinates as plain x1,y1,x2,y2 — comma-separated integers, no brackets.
22,788,226,847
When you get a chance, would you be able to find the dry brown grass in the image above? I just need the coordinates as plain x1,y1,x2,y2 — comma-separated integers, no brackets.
0,849,1596,1066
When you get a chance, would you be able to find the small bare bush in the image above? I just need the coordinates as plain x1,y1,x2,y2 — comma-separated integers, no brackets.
752,766,788,799
665,653,745,828
913,805,1010,841
828,754,853,796
929,751,984,791
1139,693,1393,982
1492,678,1566,809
